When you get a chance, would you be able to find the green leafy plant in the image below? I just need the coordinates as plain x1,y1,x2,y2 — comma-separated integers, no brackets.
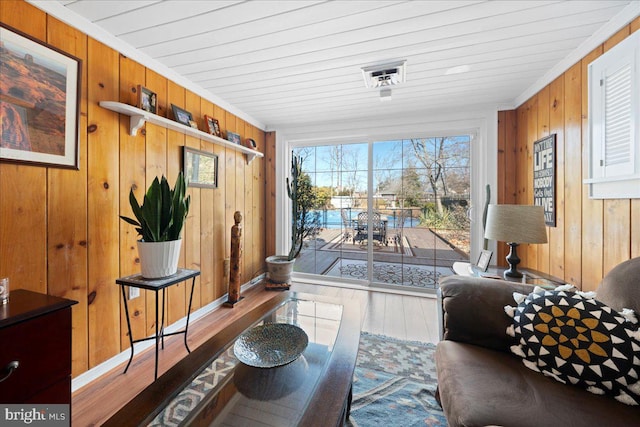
420,205,469,231
120,172,191,242
287,155,319,261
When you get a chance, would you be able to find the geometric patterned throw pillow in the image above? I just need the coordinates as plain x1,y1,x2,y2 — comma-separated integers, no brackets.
505,288,640,405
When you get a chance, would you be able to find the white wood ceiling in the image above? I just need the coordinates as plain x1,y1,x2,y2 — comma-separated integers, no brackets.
53,0,636,130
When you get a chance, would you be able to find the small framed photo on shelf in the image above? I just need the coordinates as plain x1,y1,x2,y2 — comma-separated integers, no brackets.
245,138,257,150
188,120,199,130
226,131,241,145
204,115,221,137
137,85,157,114
171,104,193,126
476,250,493,272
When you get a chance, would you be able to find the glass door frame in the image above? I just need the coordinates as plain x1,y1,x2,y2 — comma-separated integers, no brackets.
274,115,497,289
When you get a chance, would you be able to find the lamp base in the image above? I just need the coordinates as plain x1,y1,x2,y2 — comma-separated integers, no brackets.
504,242,522,279
504,269,523,279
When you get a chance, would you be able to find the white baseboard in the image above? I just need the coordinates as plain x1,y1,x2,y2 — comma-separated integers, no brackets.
71,275,264,393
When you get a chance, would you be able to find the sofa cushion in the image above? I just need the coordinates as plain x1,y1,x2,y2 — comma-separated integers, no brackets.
597,256,640,313
507,288,640,405
435,341,640,427
439,275,533,352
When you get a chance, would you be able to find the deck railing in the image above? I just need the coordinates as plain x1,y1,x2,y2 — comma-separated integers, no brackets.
315,208,420,229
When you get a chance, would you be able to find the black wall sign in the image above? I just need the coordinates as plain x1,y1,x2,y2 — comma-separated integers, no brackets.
533,134,556,227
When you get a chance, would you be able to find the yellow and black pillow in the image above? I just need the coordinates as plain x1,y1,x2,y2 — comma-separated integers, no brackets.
506,289,640,405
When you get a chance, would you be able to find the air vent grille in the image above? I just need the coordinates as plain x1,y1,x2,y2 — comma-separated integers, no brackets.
362,60,406,88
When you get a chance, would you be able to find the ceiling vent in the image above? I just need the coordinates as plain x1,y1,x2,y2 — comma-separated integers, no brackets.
361,60,407,88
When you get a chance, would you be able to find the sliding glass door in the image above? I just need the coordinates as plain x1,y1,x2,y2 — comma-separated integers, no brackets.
291,143,370,281
292,136,470,292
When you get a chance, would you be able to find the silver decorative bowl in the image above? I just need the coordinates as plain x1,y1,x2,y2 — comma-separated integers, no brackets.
233,323,309,368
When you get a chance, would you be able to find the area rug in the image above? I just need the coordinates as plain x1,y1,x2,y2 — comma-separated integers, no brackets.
324,259,452,289
149,332,446,426
347,333,446,427
319,232,414,256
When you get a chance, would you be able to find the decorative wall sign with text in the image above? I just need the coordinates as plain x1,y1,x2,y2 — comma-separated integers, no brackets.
533,134,556,227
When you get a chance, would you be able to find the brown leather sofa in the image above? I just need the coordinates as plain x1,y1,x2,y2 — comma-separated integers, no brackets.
435,257,640,427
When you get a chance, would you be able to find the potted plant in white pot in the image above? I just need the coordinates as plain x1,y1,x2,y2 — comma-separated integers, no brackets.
265,154,319,290
120,172,190,279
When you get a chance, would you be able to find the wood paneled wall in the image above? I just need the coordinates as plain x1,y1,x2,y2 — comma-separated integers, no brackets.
498,17,640,291
0,0,266,377
264,131,277,258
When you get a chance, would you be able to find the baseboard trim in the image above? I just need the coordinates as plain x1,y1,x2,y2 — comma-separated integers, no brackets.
71,275,264,392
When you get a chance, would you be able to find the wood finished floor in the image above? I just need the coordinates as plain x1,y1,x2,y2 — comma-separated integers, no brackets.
72,282,439,426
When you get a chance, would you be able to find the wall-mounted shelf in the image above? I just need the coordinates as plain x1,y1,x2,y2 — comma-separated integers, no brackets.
99,101,264,164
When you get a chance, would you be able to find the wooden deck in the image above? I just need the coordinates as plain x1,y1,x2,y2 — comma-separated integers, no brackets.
72,282,439,426
295,226,468,286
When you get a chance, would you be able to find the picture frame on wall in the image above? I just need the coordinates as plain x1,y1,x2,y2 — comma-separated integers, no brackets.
137,85,157,114
0,23,81,169
204,115,221,137
171,104,193,127
226,131,241,145
183,146,218,189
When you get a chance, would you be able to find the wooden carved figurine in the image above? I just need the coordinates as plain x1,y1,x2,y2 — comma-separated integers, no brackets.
225,211,243,306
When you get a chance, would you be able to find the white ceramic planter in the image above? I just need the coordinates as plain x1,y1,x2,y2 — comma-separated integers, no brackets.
137,239,182,279
265,255,295,284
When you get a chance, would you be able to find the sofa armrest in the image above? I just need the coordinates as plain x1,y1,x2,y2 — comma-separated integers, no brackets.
438,275,534,353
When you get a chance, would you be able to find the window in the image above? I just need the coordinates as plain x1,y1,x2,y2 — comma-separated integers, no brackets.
288,137,471,293
586,31,640,198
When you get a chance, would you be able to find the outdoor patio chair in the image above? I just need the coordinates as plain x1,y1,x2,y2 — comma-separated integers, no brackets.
355,211,388,245
340,208,354,242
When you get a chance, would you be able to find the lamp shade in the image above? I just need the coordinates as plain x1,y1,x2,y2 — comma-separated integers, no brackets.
484,204,547,244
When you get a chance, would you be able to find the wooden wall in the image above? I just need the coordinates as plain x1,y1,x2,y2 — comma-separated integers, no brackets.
497,17,640,291
0,0,265,377
264,131,277,258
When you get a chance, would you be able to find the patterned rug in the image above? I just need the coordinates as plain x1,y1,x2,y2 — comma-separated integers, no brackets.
149,334,446,426
324,259,452,289
348,333,446,426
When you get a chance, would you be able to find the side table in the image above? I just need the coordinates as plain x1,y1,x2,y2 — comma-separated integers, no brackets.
116,268,200,380
452,261,566,288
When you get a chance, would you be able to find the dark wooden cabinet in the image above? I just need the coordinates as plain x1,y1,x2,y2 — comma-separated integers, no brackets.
0,289,77,404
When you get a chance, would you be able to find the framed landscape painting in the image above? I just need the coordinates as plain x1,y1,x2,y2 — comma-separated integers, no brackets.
183,146,218,189
0,23,81,169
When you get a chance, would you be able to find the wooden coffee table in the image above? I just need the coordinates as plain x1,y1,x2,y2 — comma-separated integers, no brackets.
103,291,361,427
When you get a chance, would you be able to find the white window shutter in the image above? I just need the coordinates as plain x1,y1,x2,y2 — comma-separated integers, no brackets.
586,31,640,199
602,60,633,177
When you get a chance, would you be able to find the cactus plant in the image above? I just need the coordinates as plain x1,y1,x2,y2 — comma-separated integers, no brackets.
286,154,320,261
287,155,304,261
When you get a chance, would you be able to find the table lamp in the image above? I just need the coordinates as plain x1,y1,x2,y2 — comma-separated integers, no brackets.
484,204,547,279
